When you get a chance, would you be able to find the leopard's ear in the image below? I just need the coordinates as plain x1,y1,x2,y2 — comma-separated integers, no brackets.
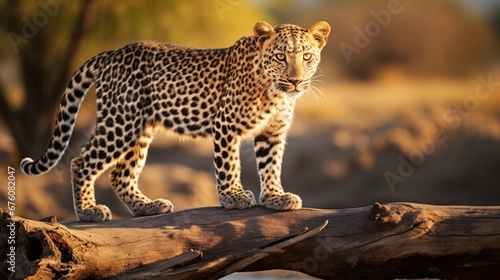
308,21,330,49
254,21,275,47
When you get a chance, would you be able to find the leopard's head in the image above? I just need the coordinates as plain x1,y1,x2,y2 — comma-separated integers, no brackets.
254,21,330,98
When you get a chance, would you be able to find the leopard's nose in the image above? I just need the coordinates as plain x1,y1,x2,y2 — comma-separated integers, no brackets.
288,79,302,87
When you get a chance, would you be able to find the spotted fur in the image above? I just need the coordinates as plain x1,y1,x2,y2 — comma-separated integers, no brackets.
20,21,330,222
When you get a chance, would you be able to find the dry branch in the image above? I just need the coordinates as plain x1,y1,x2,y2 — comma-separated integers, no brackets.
1,203,500,279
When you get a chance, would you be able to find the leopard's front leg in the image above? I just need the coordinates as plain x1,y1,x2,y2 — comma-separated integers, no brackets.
254,134,302,210
213,119,256,209
254,99,302,210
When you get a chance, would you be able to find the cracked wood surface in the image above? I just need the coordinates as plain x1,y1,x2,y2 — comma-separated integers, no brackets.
1,203,500,279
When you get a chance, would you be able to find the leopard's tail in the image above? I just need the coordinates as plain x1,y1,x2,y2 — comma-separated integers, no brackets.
20,51,113,176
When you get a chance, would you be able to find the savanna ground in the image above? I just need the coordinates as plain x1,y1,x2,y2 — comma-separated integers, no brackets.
1,76,499,221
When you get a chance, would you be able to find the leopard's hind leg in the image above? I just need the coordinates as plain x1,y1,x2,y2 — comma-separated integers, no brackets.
71,134,117,222
71,114,144,221
110,125,174,216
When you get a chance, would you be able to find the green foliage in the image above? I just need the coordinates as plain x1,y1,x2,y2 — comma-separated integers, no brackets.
77,1,272,64
0,1,272,70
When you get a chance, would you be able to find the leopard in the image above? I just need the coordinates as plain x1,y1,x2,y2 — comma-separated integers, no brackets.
20,21,331,222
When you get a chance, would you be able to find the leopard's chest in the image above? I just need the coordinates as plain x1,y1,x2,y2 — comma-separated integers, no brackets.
219,90,292,137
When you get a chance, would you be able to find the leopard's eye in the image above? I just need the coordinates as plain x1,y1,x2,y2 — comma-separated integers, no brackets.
303,53,313,61
275,53,286,62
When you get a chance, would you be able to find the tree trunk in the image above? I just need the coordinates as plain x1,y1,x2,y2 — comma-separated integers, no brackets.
1,203,500,279
0,1,94,159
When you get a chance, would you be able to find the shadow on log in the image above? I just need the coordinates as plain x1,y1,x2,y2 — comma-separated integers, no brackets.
1,203,500,279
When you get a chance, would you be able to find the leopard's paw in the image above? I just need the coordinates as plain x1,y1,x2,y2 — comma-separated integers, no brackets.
219,190,256,209
77,204,112,222
261,192,302,210
132,198,174,216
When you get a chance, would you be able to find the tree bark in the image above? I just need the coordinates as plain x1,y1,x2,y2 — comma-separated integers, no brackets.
1,203,500,279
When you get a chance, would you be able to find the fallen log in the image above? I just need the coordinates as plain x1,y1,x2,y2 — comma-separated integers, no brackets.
1,203,500,279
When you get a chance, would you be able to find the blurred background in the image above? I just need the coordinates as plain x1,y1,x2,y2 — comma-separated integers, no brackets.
0,0,499,277
0,0,500,219
1,0,500,220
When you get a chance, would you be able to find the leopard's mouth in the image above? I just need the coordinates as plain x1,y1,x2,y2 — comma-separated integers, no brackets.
276,79,309,97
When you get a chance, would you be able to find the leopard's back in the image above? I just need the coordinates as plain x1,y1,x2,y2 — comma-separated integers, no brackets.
95,41,232,138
